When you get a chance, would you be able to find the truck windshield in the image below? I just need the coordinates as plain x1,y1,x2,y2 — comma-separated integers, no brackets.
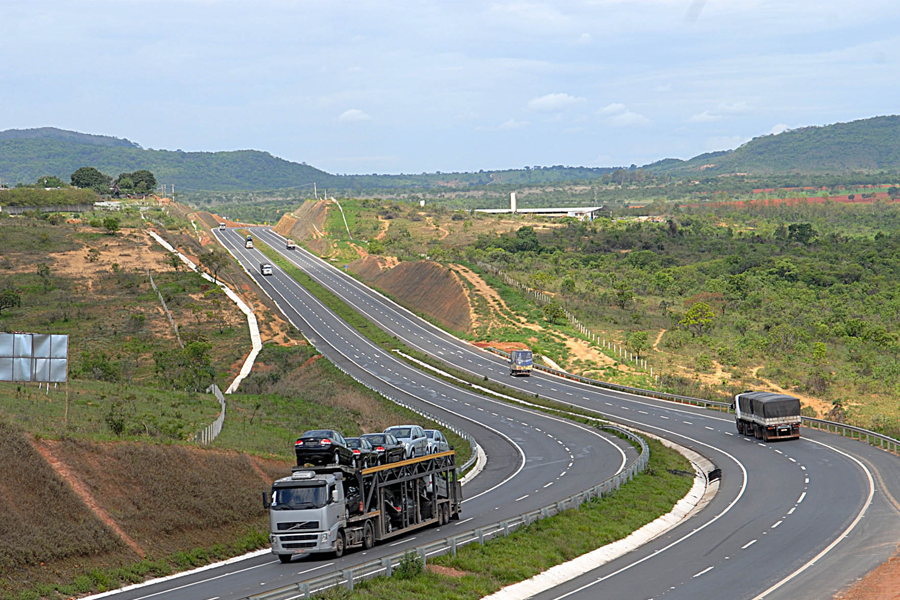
272,485,327,509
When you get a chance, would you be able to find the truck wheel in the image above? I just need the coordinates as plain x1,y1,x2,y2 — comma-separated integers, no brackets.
762,429,769,442
278,554,292,564
736,421,742,434
333,530,346,559
363,521,375,550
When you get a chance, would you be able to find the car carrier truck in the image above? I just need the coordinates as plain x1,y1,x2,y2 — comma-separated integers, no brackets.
266,450,462,562
734,391,801,441
509,349,533,376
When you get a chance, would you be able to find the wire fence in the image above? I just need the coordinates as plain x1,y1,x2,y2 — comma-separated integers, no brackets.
147,269,184,349
475,261,657,378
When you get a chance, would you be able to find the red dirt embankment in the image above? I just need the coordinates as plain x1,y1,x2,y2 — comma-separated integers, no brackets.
1,419,291,593
349,257,472,333
273,200,329,241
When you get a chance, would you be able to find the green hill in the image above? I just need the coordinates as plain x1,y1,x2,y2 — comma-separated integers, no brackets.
646,115,900,175
0,128,617,192
0,129,338,191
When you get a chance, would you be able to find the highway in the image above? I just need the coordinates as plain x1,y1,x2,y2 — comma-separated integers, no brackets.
101,230,640,600
238,226,900,600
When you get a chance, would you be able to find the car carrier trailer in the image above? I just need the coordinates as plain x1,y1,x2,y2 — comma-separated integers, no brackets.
266,450,462,562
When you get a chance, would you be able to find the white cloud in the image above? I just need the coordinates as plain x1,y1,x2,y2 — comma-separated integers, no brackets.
689,110,722,123
608,110,650,127
769,123,790,135
597,103,627,115
574,33,592,46
716,101,751,114
499,118,529,130
526,92,586,112
338,108,371,123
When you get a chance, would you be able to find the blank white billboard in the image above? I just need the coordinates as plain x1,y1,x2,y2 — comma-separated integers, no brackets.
0,333,68,382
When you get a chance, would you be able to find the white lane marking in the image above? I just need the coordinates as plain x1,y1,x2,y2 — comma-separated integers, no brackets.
548,424,749,600
130,560,280,600
389,537,417,546
789,457,796,462
516,494,530,502
797,492,806,504
638,410,648,414
705,426,714,430
660,416,669,420
750,438,875,600
455,517,474,526
771,520,782,529
683,421,693,425
787,507,796,515
544,481,554,488
725,432,734,436
693,566,714,578
742,539,757,549
801,466,806,471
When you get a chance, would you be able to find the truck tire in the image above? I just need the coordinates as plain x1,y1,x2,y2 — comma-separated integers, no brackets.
736,421,742,434
278,554,292,564
363,521,375,550
333,529,346,559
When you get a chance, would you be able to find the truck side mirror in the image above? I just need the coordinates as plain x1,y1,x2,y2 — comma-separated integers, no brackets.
331,489,339,503
262,491,271,510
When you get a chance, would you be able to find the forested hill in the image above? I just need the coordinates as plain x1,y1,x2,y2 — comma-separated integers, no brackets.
0,127,617,191
646,115,900,176
0,129,339,191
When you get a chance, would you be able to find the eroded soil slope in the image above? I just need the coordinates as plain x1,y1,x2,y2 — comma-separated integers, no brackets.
349,258,472,333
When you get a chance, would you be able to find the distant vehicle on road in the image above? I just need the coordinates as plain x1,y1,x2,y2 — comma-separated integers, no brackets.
286,239,297,250
219,222,226,230
260,263,273,276
245,235,254,249
359,433,406,464
734,391,801,441
509,349,533,376
345,437,378,469
424,429,450,454
295,430,355,466
384,425,428,459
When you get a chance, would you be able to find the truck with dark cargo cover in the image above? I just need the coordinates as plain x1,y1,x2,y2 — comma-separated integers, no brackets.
266,450,462,562
733,391,801,441
509,349,533,376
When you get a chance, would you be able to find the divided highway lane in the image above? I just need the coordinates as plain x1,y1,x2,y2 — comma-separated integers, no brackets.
254,228,900,600
169,229,636,600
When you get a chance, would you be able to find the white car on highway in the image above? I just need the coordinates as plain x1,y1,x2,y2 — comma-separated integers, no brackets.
384,425,428,459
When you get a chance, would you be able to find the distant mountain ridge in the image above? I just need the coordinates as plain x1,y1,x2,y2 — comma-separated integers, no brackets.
645,115,900,175
0,127,141,148
2,115,898,191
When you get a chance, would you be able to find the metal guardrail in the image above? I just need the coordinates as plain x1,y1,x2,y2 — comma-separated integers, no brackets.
243,424,648,600
196,384,226,445
484,347,900,454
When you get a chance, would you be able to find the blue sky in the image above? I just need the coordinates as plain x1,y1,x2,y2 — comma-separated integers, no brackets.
3,1,899,174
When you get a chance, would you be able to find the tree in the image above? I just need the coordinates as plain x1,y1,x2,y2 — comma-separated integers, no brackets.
167,252,182,273
103,216,120,235
679,301,714,337
888,186,900,200
36,263,51,292
613,280,633,309
788,223,816,245
627,331,650,359
560,277,576,295
200,249,227,283
36,175,65,188
70,167,112,193
0,288,21,315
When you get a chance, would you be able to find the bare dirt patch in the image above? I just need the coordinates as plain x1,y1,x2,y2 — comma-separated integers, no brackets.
652,329,666,350
834,551,900,600
427,564,468,578
449,264,539,333
751,366,831,417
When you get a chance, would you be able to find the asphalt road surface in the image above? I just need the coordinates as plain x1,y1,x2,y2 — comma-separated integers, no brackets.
236,226,900,600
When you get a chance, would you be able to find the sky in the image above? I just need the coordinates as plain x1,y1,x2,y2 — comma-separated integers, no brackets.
2,1,899,174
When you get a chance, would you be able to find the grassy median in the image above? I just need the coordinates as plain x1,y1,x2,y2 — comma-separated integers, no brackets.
332,437,692,600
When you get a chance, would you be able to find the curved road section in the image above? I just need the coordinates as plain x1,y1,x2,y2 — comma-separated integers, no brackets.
97,231,638,600
248,227,900,600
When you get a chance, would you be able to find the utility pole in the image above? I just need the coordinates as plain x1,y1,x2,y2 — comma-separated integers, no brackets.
314,182,318,200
